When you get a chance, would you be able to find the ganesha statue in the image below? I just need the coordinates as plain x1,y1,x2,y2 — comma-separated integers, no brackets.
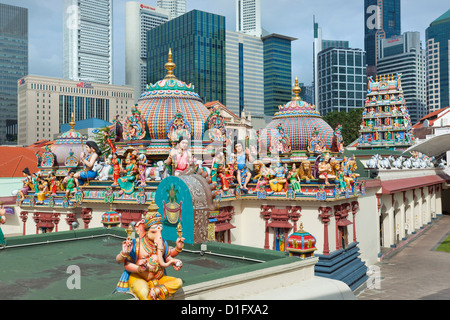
114,201,184,300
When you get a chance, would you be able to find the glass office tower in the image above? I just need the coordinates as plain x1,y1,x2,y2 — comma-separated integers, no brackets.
147,10,226,104
262,33,297,118
426,10,450,112
0,3,28,145
364,0,401,77
317,47,367,116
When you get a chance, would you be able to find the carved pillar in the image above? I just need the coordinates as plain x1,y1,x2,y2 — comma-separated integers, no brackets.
32,212,40,234
260,205,273,250
66,213,77,230
318,207,332,255
52,213,60,233
351,201,359,243
19,211,28,236
287,206,302,232
81,208,93,229
333,205,342,250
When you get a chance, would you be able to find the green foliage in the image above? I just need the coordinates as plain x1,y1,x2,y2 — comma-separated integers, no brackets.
323,108,364,146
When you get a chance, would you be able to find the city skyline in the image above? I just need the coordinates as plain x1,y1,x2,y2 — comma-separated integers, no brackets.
0,0,447,90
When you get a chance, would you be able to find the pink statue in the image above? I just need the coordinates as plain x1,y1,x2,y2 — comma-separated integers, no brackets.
115,202,184,300
165,137,192,177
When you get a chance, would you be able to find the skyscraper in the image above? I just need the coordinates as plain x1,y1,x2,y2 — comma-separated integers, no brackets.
157,0,186,20
426,10,450,112
0,3,28,145
313,18,349,108
377,32,427,124
364,0,401,77
226,31,264,119
262,33,297,118
63,0,113,84
236,0,262,37
147,10,226,104
317,47,367,116
125,2,169,102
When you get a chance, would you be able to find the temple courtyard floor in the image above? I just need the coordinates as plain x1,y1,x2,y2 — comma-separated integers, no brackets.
356,214,450,300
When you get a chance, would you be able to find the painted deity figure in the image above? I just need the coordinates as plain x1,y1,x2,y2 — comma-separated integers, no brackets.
0,201,6,246
211,150,225,186
138,154,148,187
36,175,49,205
62,169,79,198
48,172,59,196
232,141,254,192
17,167,33,203
318,154,336,185
253,161,271,192
287,163,301,193
330,124,344,153
75,141,102,185
115,203,184,300
110,153,122,187
165,137,192,177
118,152,139,194
269,160,287,192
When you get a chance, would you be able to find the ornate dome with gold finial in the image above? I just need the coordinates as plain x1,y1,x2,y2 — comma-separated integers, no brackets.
259,77,334,153
137,49,210,141
51,114,85,167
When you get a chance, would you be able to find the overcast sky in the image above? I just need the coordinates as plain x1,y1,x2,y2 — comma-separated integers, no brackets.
1,0,448,86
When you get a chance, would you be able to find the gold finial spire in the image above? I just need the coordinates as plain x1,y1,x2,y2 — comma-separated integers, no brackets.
69,113,76,131
164,48,177,80
292,77,302,101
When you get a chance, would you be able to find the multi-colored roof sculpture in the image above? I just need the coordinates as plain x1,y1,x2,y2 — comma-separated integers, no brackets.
259,77,334,155
137,49,210,142
51,114,84,167
357,73,414,150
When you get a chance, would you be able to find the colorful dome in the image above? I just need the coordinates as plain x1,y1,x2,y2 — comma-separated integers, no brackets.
136,49,210,141
51,116,84,167
259,78,334,153
286,223,317,259
102,206,121,228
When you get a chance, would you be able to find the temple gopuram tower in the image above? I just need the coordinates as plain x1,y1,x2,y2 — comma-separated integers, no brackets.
357,74,414,151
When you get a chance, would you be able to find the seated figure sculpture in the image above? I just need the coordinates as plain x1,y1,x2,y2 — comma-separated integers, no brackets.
269,160,287,192
318,154,336,185
115,202,184,300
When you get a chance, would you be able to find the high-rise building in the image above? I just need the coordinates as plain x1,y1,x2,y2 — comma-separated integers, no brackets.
156,0,186,20
63,0,113,84
377,32,427,124
236,0,262,37
426,10,450,113
147,10,226,105
125,2,169,102
17,75,134,146
0,3,28,145
313,18,349,108
226,31,264,119
317,47,367,116
262,33,297,119
364,0,401,77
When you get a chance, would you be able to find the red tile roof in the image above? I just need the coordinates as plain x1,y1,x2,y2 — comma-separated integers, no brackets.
381,175,448,194
0,147,40,177
414,107,450,129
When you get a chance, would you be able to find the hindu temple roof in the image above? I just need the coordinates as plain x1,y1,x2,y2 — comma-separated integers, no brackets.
136,49,210,141
259,77,334,153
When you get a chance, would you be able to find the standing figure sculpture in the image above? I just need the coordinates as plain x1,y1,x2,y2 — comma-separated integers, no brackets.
0,201,6,246
115,202,184,300
165,137,192,177
75,141,102,185
232,141,254,192
287,163,301,194
111,153,122,187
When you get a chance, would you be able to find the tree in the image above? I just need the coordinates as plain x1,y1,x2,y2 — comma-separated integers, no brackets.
323,108,363,147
